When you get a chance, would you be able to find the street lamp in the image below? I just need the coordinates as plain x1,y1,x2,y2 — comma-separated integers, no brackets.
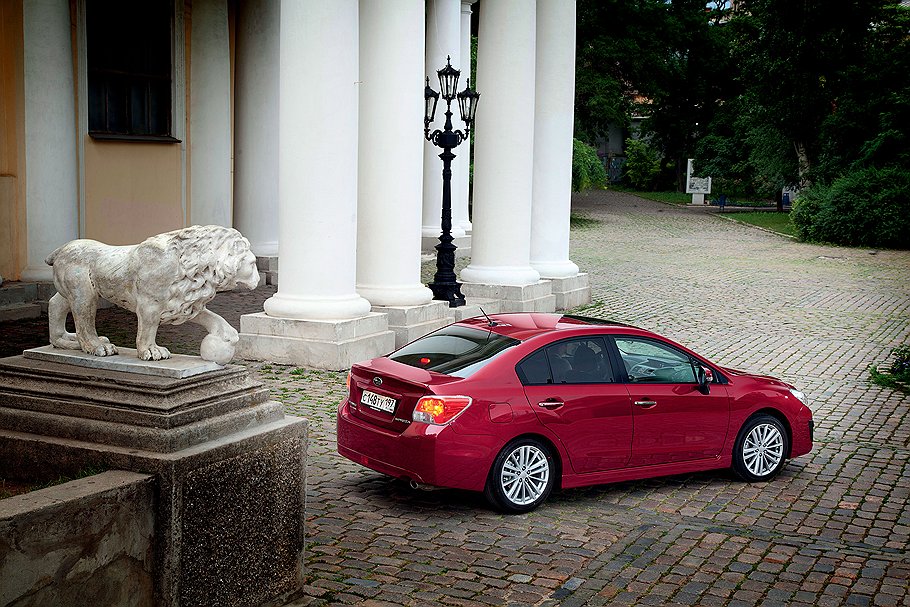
424,56,479,307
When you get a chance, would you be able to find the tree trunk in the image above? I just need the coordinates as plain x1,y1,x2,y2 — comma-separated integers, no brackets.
793,140,812,190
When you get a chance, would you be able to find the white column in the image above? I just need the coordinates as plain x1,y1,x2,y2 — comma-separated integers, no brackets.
422,0,465,239
189,0,232,227
233,0,279,256
263,0,371,321
460,0,540,286
357,0,433,307
452,0,476,235
21,0,78,282
530,0,579,278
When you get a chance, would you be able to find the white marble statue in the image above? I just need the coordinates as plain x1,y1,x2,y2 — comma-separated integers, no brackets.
45,225,260,364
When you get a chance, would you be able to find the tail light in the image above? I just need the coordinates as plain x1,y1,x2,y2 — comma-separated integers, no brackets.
412,395,472,425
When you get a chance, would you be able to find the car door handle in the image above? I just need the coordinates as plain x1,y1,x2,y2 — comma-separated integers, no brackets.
634,400,657,408
538,399,565,410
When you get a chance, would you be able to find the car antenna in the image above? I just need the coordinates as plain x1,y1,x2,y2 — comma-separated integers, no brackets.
479,307,498,327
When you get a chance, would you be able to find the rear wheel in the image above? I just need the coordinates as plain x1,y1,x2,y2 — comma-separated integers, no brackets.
732,414,789,482
484,438,555,513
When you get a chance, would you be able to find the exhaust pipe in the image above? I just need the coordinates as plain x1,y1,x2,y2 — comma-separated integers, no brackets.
409,480,438,491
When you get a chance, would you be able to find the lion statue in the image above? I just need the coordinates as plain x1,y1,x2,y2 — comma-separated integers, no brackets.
45,225,260,364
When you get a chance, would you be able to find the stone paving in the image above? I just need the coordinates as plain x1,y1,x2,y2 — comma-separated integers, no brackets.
1,190,908,606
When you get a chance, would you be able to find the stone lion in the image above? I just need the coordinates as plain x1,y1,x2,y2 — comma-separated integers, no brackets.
45,225,260,364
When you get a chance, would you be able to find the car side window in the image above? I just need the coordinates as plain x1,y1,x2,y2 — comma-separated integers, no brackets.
614,337,697,384
547,338,615,384
516,350,552,385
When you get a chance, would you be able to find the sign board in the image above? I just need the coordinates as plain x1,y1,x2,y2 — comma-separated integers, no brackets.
685,159,712,194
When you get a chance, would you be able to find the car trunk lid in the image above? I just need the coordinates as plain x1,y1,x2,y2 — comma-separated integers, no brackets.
348,358,460,433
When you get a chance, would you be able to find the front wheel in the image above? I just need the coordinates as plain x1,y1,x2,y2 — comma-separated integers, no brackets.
732,414,789,482
484,438,555,513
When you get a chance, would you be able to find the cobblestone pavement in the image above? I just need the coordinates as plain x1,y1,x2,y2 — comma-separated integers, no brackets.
1,190,908,606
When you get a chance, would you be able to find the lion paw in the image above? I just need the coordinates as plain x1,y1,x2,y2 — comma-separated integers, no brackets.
140,345,171,361
86,342,118,357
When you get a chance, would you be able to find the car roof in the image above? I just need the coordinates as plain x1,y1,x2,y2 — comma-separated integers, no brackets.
458,313,643,341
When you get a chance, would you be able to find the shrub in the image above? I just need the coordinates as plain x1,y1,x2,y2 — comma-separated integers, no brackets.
791,166,910,248
623,138,662,190
572,138,607,192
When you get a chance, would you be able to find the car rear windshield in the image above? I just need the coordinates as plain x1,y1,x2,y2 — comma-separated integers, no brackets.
390,325,520,378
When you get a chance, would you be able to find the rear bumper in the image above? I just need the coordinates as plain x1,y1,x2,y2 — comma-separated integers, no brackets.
336,400,496,491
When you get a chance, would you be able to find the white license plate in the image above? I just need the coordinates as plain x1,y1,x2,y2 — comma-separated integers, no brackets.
360,390,397,414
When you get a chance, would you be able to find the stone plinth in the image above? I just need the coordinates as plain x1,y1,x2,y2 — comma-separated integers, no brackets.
237,311,395,370
449,298,502,322
460,281,557,313
0,354,306,607
549,273,592,311
421,234,472,258
371,301,452,349
257,255,279,285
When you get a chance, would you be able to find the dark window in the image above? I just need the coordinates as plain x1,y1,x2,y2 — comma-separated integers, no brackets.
516,350,552,385
614,337,698,384
87,0,173,139
390,325,520,378
517,337,615,385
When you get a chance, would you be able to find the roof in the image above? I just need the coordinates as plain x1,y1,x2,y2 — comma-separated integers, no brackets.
458,313,640,341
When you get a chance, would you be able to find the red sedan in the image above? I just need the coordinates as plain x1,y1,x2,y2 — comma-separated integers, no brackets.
337,313,813,513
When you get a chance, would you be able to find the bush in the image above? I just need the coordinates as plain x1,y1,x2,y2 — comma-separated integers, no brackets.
623,138,662,190
791,166,910,248
572,138,607,192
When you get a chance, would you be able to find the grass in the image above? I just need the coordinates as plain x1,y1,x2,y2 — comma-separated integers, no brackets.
724,211,796,237
608,185,773,207
1,465,107,500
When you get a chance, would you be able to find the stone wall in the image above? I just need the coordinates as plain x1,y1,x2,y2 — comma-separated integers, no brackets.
0,470,155,607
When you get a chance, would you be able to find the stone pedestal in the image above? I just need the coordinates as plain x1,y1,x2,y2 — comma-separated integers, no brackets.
0,352,307,607
549,273,592,311
238,312,395,370
689,193,706,205
257,255,279,285
449,298,502,322
460,281,556,313
421,234,472,258
371,301,452,349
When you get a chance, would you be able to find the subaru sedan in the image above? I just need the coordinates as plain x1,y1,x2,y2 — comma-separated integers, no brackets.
337,313,813,513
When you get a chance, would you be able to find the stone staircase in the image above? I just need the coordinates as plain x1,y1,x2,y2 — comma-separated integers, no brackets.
0,282,43,323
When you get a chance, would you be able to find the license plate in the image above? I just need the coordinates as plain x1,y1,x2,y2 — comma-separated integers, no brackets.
360,390,397,414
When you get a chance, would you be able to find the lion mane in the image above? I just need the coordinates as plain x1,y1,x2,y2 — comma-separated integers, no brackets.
160,225,254,324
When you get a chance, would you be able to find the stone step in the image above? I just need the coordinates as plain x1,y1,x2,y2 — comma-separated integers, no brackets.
0,303,42,323
0,282,38,307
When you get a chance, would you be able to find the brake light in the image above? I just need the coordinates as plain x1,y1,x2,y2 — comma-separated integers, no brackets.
346,371,351,389
412,395,472,425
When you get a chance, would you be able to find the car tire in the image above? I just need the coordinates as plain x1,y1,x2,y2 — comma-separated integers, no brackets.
732,414,789,482
484,437,556,513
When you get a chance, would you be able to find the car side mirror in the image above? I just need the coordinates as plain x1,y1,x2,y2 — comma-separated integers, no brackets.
696,364,710,395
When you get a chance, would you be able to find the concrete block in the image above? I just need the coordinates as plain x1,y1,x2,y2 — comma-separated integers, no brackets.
548,273,592,311
0,303,41,322
372,301,453,348
450,298,502,322
460,281,557,313
237,312,396,369
24,345,224,379
0,355,307,607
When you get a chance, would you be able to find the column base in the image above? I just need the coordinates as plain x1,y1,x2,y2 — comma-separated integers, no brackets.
460,264,541,287
371,301,452,348
19,265,53,283
549,273,592,311
421,234,472,257
460,281,556,313
531,259,580,279
0,354,306,607
449,297,502,322
237,311,395,370
256,255,279,286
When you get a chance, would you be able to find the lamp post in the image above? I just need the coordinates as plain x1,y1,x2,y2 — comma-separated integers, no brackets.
424,56,479,307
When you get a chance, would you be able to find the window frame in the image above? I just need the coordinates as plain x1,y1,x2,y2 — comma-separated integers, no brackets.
516,336,617,386
82,0,182,143
607,335,721,385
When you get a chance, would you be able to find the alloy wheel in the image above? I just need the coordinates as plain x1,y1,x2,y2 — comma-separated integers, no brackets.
500,444,551,506
742,423,784,477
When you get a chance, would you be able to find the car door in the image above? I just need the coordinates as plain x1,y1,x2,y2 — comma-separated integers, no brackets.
610,335,730,467
518,337,633,474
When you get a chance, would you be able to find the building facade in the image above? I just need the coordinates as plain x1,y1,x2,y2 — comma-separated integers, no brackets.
0,0,588,368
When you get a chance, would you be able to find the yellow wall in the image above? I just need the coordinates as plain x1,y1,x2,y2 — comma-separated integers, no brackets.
0,0,26,280
83,138,184,245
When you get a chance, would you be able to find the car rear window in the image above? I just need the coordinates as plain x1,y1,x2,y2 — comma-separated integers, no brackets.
390,325,520,378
